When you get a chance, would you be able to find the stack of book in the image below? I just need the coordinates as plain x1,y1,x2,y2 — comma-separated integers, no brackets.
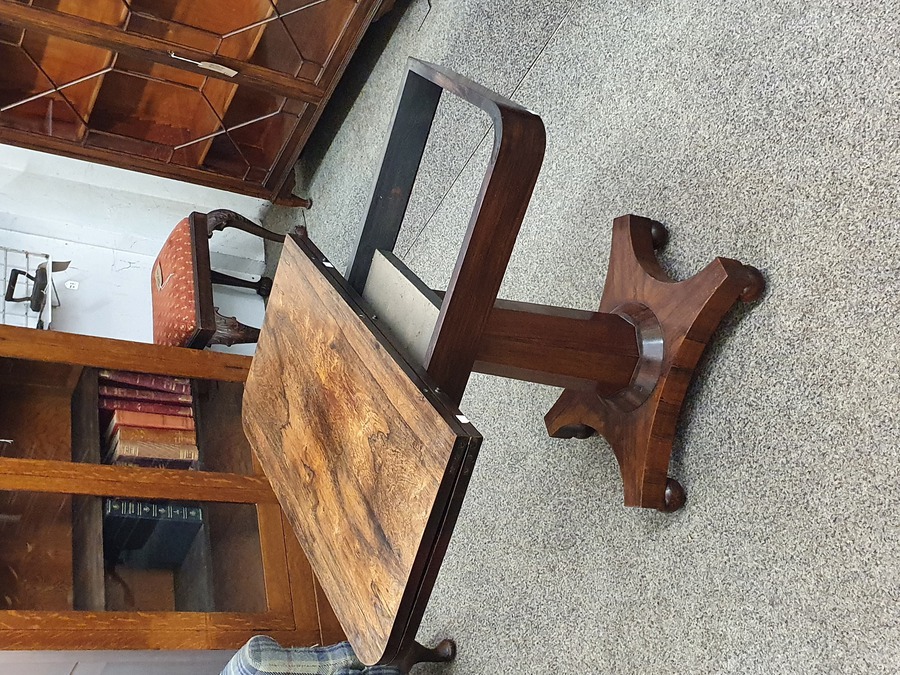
98,369,199,470
98,371,205,588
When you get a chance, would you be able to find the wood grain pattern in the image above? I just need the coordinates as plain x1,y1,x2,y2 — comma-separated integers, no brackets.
475,299,639,394
417,62,546,406
0,0,386,201
0,123,285,200
0,609,294,632
0,457,276,504
281,511,334,643
71,495,104,611
0,357,80,391
206,502,268,613
314,575,347,645
263,0,389,196
0,385,71,460
0,323,334,650
0,3,324,103
0,491,72,612
0,324,250,382
0,626,319,650
70,367,100,464
194,379,256,475
345,59,546,408
545,214,765,510
243,233,481,665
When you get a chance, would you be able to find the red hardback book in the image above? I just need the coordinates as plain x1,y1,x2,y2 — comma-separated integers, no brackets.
104,424,196,448
99,385,192,405
106,409,196,433
99,397,193,417
98,369,191,395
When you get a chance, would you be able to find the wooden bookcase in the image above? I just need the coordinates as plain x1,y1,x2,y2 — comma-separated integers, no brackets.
0,0,392,203
0,324,344,650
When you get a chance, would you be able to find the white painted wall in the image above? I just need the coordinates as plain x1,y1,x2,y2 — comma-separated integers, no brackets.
0,146,272,353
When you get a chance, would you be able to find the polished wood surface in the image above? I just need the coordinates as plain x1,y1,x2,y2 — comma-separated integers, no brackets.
476,299,639,394
0,324,250,381
0,456,275,503
344,60,764,519
0,3,323,102
545,214,765,510
243,232,481,666
0,0,390,200
280,511,344,644
346,59,547,406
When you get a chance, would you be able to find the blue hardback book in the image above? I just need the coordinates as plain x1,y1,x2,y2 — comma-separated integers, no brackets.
102,498,203,570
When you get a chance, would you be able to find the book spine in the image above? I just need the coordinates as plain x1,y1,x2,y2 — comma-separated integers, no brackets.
99,385,192,405
99,369,191,395
100,398,193,417
104,498,202,523
113,441,199,462
115,427,196,446
110,410,196,431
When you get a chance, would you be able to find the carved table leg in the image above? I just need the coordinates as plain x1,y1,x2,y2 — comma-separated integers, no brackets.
545,214,765,511
393,639,456,673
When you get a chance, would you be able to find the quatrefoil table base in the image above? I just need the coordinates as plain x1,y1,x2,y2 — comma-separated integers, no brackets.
544,213,765,512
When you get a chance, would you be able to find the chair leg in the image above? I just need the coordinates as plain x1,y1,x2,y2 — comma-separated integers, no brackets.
210,269,273,298
209,308,260,347
205,209,285,242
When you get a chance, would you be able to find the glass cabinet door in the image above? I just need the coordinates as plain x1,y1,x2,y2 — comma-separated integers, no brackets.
80,371,260,477
0,19,305,187
0,489,267,614
0,0,376,189
0,356,296,644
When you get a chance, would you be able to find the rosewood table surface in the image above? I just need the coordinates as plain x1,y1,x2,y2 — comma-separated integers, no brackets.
242,232,481,667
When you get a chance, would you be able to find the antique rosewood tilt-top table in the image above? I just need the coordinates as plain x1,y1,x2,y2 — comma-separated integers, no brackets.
242,59,765,671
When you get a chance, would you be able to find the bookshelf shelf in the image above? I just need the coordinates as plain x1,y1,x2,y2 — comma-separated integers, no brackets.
0,325,341,650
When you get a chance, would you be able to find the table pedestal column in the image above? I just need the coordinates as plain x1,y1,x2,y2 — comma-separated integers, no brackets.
475,215,764,512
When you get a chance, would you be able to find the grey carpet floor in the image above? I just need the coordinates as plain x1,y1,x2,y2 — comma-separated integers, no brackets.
264,1,900,672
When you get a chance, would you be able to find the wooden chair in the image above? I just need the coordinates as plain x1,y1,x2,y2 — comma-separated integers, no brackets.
151,209,283,349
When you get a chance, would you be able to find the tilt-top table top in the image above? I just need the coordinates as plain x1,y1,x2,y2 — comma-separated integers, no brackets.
242,231,481,666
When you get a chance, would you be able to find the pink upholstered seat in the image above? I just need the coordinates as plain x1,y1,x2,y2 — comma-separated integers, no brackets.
151,211,278,349
151,217,204,348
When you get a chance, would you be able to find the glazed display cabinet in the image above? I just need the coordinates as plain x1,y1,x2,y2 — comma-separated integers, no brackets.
0,0,393,203
0,325,343,650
